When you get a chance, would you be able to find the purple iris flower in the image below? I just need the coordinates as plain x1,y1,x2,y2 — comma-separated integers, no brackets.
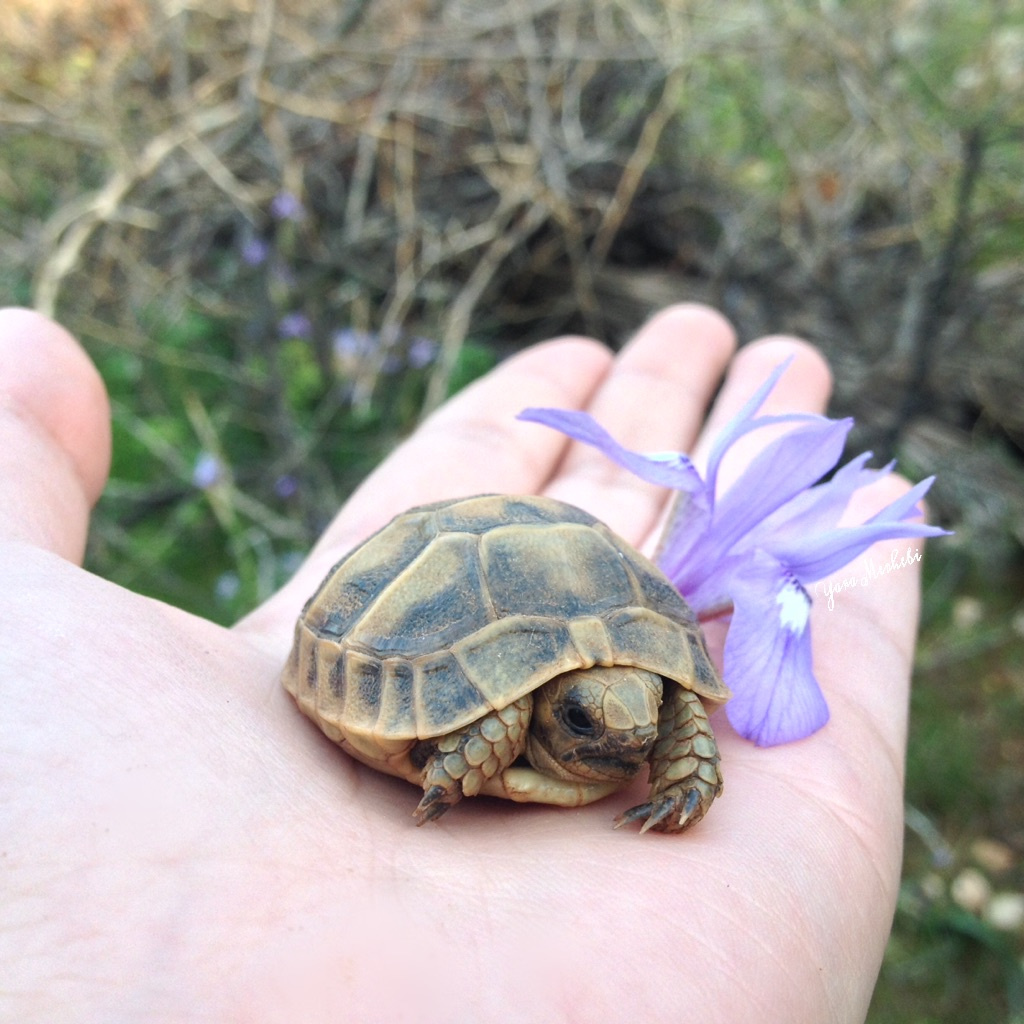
240,236,269,267
332,328,377,360
407,336,439,368
518,359,950,747
270,191,306,222
278,312,313,340
191,451,224,490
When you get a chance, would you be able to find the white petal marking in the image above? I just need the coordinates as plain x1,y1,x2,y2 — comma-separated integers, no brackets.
776,577,810,633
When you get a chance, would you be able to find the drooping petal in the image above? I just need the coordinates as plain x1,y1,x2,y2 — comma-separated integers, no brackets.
517,408,707,494
723,555,830,745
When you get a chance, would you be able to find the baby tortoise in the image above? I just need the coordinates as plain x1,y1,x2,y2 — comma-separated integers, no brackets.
282,494,728,833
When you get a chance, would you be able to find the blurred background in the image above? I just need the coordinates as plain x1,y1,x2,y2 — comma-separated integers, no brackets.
2,0,1022,1017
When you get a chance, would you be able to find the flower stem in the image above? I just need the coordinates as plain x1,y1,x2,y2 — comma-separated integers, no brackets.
697,602,734,625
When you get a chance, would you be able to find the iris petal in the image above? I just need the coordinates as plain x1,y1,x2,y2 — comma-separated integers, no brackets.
653,488,713,584
517,408,706,493
724,556,830,745
864,475,938,526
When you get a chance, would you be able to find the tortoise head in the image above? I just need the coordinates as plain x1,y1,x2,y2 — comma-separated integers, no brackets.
526,666,663,784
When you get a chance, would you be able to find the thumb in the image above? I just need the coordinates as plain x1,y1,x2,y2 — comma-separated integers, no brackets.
0,309,111,563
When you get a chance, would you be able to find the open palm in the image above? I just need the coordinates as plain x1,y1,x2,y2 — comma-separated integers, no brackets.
1,305,917,1022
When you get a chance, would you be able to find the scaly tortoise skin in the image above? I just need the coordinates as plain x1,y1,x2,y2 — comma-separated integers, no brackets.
282,494,729,833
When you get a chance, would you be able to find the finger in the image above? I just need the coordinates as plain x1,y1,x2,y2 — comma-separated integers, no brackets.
816,473,921,765
0,309,111,562
239,335,613,640
542,304,736,543
691,335,834,484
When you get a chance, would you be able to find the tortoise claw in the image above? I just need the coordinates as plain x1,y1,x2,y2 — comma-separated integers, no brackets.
414,785,457,826
614,786,703,834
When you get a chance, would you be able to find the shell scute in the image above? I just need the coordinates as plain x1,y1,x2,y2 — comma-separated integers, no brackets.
433,493,597,533
480,522,636,620
344,532,490,658
452,616,577,707
415,651,489,736
305,509,439,640
374,659,416,735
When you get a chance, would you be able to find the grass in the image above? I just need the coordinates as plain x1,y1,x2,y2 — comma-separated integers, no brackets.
2,1,1023,1019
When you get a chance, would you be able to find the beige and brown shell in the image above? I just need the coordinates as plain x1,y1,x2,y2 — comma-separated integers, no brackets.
282,494,728,772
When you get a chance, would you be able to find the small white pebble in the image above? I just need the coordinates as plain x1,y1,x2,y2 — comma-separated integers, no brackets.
970,837,1016,874
952,596,984,630
1012,608,1024,639
983,892,1024,932
920,872,946,901
951,867,991,914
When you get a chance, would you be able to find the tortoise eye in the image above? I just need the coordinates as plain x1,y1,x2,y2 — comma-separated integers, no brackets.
560,702,598,738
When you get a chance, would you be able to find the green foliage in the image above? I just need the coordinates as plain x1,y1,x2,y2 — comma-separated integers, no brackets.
82,292,437,624
278,337,325,411
446,342,497,398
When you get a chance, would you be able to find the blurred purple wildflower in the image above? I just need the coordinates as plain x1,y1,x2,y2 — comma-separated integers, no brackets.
278,312,313,340
407,336,439,368
332,329,377,382
191,451,224,490
518,360,950,747
332,327,438,373
215,571,241,603
332,327,377,360
240,236,269,267
274,474,299,499
270,191,305,222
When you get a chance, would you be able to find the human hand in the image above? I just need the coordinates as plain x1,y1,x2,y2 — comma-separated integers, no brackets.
1,305,918,1022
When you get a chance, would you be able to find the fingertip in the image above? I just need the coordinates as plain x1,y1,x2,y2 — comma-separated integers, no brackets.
0,308,112,559
734,335,834,413
841,470,913,526
635,303,738,362
502,333,614,382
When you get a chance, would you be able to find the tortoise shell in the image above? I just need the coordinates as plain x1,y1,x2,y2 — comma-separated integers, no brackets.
283,494,729,746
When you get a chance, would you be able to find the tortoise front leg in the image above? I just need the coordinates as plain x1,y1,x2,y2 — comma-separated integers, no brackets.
615,685,723,834
413,695,532,824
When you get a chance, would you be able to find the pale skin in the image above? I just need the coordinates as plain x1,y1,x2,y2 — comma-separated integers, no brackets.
0,304,921,1022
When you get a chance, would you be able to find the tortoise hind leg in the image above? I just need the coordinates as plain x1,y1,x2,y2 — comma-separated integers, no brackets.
615,684,723,834
413,695,531,825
